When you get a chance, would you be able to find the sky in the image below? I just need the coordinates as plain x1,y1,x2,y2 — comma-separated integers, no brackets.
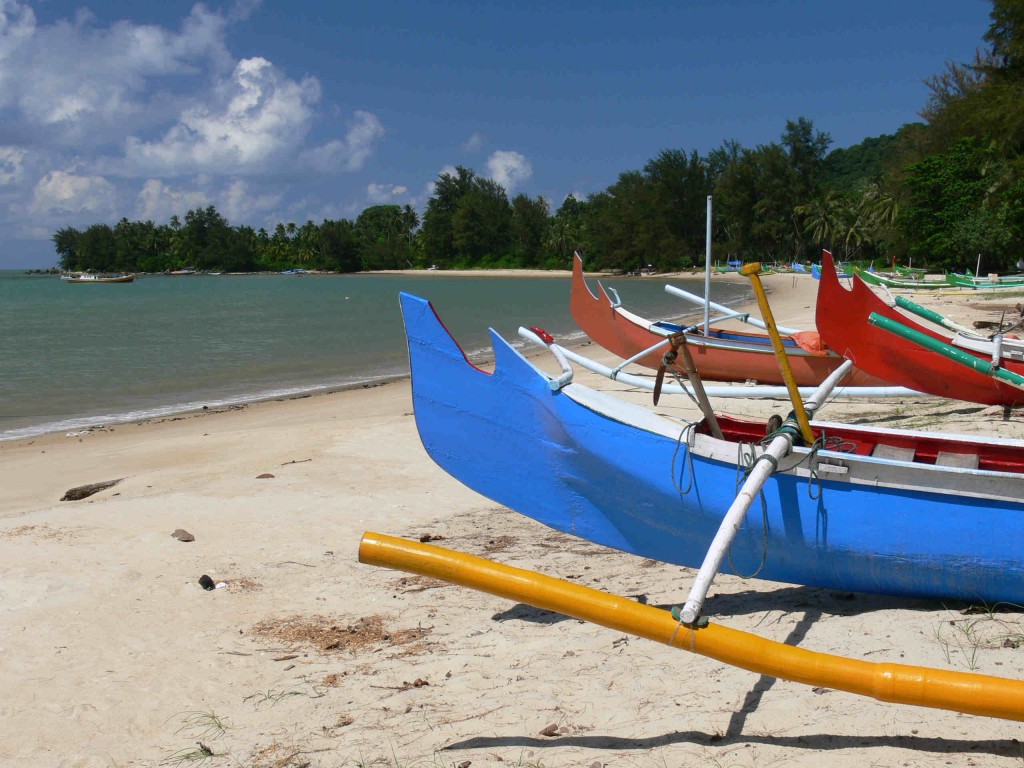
0,0,993,268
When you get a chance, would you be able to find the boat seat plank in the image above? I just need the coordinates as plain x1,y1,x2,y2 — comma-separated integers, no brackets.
935,451,980,470
872,444,916,462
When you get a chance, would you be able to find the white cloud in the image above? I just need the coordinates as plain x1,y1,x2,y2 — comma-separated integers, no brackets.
124,57,321,175
1,2,232,142
300,110,385,173
0,145,26,184
0,1,37,111
134,179,208,221
0,2,391,259
461,131,484,153
29,169,117,216
220,179,282,222
134,178,283,225
487,150,532,193
367,183,408,204
228,0,262,22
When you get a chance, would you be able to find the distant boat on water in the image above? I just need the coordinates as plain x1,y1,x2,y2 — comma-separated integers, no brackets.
282,268,307,275
60,273,135,284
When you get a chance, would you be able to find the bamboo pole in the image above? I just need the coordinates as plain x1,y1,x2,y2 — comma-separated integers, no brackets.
739,263,815,443
868,312,1024,392
359,532,1024,722
664,284,802,336
893,295,976,336
515,328,922,398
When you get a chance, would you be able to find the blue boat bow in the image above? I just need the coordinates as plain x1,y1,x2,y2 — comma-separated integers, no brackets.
400,292,1024,605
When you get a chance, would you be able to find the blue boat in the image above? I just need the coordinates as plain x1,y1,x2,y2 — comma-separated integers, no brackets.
811,263,851,280
400,292,1024,605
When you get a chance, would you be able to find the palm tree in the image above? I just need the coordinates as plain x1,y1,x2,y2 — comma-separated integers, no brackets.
794,192,843,251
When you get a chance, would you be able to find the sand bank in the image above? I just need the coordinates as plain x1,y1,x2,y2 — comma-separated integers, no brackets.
2,272,1024,767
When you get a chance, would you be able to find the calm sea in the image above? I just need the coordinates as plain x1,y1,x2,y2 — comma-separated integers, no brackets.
0,270,748,441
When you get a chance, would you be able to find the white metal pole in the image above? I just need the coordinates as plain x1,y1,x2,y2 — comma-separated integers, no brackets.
679,361,854,625
704,196,712,334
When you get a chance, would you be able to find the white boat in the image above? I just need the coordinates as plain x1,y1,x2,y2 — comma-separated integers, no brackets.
61,273,135,283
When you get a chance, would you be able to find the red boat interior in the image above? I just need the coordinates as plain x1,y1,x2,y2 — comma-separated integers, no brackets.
698,414,1024,474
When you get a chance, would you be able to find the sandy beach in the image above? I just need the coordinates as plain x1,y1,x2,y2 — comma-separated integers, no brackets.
3,271,1024,767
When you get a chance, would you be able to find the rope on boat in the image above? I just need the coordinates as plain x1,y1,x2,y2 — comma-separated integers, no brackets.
659,345,701,410
671,421,699,495
729,442,770,580
756,416,855,502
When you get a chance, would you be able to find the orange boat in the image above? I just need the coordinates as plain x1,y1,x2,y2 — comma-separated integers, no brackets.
570,254,888,387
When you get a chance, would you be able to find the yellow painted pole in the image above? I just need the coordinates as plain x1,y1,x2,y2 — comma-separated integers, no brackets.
359,531,1024,722
739,262,815,443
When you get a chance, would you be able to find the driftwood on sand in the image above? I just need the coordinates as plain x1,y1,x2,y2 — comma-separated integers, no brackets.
60,479,122,501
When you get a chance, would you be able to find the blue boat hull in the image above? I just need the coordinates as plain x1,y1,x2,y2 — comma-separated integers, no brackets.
400,293,1024,605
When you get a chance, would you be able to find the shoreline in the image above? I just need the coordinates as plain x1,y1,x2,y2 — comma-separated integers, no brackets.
5,273,1022,767
0,271,754,444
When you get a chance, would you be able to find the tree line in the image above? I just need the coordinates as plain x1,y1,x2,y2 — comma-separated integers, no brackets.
53,0,1023,275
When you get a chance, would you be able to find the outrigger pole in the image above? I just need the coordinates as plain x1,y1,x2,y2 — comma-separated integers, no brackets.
868,312,1024,392
679,262,854,625
677,357,852,625
359,532,1024,722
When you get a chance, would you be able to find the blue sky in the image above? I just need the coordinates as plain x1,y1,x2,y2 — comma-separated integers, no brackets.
0,0,992,268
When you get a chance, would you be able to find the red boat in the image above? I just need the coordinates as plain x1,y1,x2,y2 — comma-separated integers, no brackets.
815,251,1024,406
570,254,888,387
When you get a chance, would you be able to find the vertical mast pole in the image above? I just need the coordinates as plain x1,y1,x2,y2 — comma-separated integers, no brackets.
704,196,712,333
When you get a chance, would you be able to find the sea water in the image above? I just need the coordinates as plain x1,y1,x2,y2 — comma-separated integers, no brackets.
0,270,748,441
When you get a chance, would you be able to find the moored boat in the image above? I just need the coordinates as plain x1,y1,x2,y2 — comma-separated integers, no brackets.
570,254,888,387
61,273,135,283
946,272,1024,289
400,290,1024,605
850,267,948,290
816,252,1024,406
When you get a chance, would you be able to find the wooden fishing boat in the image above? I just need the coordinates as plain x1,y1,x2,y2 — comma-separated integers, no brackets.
946,272,1024,289
811,263,851,280
61,273,135,283
400,291,1024,605
570,254,888,387
816,252,1024,406
850,267,948,290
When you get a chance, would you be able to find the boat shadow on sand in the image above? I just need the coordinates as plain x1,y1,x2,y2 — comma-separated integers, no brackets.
492,581,1020,625
479,587,1023,759
443,720,1022,759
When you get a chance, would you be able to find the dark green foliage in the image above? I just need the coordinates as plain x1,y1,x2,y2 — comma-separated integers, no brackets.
511,194,550,267
319,218,362,272
51,226,81,270
355,205,418,270
901,138,1015,267
420,167,476,268
76,224,116,272
823,131,910,191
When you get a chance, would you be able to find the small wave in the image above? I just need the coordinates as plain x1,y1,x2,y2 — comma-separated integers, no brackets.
0,372,407,442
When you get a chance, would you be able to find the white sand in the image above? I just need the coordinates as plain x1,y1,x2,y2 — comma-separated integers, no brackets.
2,272,1024,767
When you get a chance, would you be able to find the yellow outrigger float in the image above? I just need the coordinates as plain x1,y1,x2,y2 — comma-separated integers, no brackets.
360,531,1024,722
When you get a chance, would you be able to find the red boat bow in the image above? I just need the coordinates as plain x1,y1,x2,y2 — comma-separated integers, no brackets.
815,251,1024,406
